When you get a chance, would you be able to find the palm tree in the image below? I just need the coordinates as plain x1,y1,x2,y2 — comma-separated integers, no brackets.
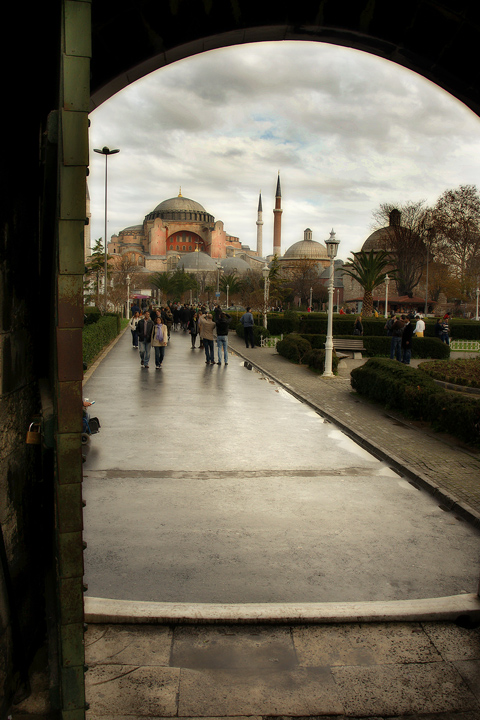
342,249,395,316
219,272,243,304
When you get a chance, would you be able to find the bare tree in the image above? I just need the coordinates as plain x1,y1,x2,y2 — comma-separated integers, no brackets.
371,202,430,297
285,258,325,307
433,185,480,296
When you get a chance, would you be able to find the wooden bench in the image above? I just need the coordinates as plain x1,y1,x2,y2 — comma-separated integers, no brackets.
332,338,365,360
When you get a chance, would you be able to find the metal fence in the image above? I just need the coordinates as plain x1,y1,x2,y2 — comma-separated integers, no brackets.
450,340,480,352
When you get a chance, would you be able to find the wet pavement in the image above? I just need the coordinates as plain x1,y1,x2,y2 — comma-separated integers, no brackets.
80,326,480,720
82,328,480,604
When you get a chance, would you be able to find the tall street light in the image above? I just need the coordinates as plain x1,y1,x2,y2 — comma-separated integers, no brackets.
262,263,270,328
384,274,390,318
126,274,131,318
476,286,479,321
323,229,340,378
94,146,120,311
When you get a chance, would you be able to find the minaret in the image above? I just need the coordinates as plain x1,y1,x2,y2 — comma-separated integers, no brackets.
256,191,263,257
273,172,283,257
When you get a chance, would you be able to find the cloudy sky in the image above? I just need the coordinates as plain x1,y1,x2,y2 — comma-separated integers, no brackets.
88,40,480,262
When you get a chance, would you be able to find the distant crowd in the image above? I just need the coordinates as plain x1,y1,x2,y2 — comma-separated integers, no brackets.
127,301,248,368
351,310,451,365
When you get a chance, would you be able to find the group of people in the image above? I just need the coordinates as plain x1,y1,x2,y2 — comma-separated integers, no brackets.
128,309,169,369
383,311,450,364
128,301,237,367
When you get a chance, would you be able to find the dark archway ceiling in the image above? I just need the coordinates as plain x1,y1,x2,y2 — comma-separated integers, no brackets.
91,0,480,116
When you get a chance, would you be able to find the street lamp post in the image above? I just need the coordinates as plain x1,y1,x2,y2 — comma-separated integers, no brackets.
424,243,430,316
323,229,340,378
93,146,120,312
476,287,479,321
216,262,222,306
384,274,390,318
262,263,270,329
309,286,313,311
226,284,229,309
126,274,131,318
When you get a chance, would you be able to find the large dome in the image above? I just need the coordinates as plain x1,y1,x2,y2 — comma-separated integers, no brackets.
284,229,328,260
145,192,214,223
220,256,251,274
361,227,394,253
153,195,206,214
176,252,218,272
362,209,400,252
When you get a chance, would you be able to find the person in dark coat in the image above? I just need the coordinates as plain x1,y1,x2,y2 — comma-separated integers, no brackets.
215,312,231,364
401,314,414,365
136,311,154,368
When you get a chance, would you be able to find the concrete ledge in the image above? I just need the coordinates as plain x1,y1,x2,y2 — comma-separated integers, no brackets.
85,593,480,625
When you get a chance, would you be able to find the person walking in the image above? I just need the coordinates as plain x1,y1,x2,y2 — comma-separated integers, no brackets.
401,314,414,364
240,306,255,348
162,305,173,340
129,311,140,349
197,309,205,349
389,315,404,361
137,311,154,368
353,315,363,335
151,315,168,368
441,316,450,345
215,311,231,364
414,315,425,337
201,313,216,365
188,312,199,348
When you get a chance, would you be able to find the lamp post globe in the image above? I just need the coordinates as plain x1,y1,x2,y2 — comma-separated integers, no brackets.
323,229,340,377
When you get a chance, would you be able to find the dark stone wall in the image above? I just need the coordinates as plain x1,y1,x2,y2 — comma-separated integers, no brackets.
0,0,60,713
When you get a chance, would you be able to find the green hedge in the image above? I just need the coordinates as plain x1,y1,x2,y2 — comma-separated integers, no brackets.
298,334,450,359
83,315,121,367
276,333,339,374
236,323,271,345
351,357,480,445
264,312,480,340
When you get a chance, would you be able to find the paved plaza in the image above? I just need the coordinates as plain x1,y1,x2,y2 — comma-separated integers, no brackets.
83,328,480,604
80,326,480,720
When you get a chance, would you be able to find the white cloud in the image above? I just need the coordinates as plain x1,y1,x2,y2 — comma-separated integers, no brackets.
89,41,480,261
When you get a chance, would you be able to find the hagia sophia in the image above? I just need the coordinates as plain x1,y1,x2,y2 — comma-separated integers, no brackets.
90,173,426,312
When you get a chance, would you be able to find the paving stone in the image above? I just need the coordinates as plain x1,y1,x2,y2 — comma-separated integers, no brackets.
454,660,480,702
171,624,296,670
85,664,179,716
331,661,478,716
177,667,343,716
422,623,480,661
85,624,172,666
293,622,442,666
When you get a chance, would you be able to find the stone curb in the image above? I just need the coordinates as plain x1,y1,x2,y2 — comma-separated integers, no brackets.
84,593,480,624
229,342,480,530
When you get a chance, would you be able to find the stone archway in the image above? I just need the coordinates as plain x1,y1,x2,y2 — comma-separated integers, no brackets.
4,1,480,716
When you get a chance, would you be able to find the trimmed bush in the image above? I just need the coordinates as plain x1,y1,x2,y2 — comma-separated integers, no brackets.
276,333,312,364
304,348,340,375
83,315,120,367
351,357,480,445
298,334,450,359
84,307,102,325
419,358,480,388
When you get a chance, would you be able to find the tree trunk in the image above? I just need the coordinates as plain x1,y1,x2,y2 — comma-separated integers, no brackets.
362,290,373,316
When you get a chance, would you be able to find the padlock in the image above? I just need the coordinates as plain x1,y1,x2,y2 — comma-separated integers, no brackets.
26,422,41,445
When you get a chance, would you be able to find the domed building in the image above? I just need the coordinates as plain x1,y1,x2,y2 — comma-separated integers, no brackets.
107,189,243,272
279,228,330,270
342,209,427,314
